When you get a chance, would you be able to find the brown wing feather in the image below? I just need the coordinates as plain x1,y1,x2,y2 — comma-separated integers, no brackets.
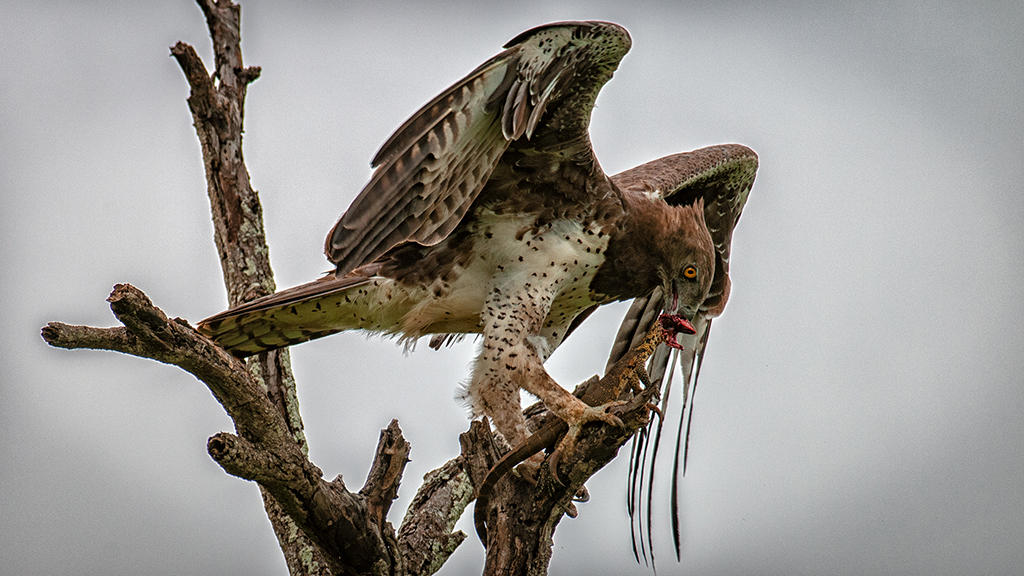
614,145,757,270
326,21,632,278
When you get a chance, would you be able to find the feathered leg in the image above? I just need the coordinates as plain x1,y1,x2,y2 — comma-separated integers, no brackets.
465,280,622,451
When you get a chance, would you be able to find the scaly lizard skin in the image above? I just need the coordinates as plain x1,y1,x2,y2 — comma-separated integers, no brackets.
474,314,687,544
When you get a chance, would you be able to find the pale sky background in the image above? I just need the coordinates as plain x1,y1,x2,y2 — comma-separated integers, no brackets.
3,1,1023,575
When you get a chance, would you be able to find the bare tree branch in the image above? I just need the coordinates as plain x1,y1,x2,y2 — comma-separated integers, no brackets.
42,284,399,575
469,372,660,576
396,428,484,575
170,0,324,572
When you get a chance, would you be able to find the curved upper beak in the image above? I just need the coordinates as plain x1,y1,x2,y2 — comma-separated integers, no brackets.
659,312,696,350
659,313,696,336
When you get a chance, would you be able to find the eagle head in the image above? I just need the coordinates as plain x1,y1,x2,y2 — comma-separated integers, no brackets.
656,199,715,345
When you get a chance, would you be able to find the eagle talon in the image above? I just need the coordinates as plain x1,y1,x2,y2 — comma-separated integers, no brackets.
549,401,628,484
573,485,590,503
564,501,579,518
579,401,628,429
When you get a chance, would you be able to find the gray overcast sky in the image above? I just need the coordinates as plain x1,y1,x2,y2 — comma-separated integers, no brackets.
3,1,1023,575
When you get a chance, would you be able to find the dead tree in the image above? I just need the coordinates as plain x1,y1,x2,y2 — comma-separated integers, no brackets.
41,2,660,574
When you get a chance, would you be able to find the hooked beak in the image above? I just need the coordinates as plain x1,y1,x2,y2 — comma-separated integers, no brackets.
659,313,696,350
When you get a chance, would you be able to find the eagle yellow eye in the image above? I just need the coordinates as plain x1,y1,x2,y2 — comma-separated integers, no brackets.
683,266,698,280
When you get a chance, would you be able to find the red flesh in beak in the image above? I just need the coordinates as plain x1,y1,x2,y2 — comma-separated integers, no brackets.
659,313,696,350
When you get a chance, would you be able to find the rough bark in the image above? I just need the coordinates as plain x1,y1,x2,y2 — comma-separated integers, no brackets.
170,0,324,571
41,285,467,576
470,375,660,576
41,2,665,575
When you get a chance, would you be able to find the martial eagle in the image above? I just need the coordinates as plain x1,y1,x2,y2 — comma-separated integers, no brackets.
198,20,757,558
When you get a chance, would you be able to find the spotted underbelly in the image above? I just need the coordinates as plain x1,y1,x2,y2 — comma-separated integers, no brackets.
390,214,612,348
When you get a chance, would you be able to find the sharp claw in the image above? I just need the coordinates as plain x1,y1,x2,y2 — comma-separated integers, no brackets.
564,501,579,518
573,486,590,503
599,412,625,429
586,402,627,429
562,486,590,518
550,401,628,485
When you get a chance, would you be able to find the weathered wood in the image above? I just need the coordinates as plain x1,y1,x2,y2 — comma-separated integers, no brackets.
42,284,406,575
474,371,659,576
170,1,323,572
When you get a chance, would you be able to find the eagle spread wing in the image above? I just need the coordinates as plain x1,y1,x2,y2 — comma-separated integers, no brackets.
197,20,757,562
325,21,632,278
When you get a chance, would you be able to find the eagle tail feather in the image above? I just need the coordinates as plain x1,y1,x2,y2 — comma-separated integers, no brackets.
196,274,378,357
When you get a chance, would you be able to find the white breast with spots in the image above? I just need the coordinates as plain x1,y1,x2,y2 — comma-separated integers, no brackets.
472,213,610,354
344,212,610,351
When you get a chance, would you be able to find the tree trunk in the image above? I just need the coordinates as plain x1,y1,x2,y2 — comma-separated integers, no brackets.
169,1,325,571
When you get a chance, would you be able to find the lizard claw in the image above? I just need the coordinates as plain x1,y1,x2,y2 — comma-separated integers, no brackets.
561,481,593,518
560,486,590,519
